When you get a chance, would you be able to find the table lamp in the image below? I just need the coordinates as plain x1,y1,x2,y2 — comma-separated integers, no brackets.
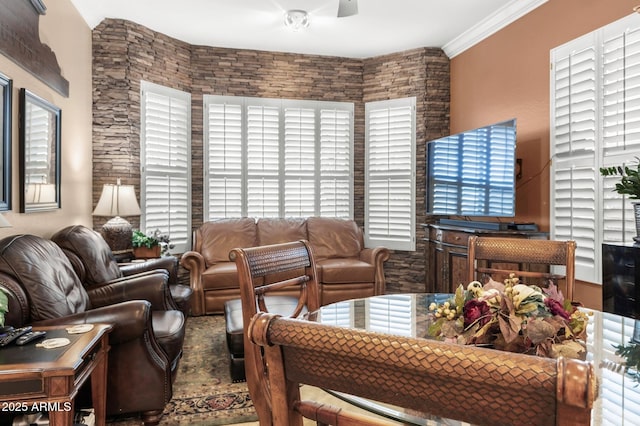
92,178,141,256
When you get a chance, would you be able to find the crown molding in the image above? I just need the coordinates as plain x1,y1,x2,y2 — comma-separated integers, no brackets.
443,0,548,59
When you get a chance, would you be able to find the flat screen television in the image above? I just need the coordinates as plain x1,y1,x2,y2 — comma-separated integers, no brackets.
426,118,516,217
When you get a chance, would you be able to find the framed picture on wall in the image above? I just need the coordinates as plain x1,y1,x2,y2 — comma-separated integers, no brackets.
0,73,11,211
19,88,61,213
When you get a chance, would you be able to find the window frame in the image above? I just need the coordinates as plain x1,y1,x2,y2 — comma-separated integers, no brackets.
140,80,192,254
203,95,354,221
364,97,417,252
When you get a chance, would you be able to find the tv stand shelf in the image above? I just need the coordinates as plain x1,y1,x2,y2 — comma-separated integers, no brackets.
422,223,548,293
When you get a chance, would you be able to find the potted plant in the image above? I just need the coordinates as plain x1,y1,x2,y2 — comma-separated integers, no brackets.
131,229,173,259
600,158,640,244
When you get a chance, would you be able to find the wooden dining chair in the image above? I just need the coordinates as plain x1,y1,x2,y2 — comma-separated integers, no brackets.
230,240,320,426
467,236,577,301
248,312,596,426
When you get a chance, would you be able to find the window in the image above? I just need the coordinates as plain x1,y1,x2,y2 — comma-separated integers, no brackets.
550,14,640,283
365,97,416,251
204,95,353,220
140,81,191,253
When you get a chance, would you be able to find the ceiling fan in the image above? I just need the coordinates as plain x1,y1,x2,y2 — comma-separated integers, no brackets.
337,0,358,17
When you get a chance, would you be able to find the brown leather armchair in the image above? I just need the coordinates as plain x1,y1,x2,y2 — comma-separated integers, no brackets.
51,224,192,316
0,234,185,426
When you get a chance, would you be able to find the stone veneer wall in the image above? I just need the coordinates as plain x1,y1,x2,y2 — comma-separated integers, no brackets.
92,19,449,293
363,49,450,293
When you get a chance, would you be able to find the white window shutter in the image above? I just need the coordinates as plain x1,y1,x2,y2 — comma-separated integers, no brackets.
205,100,243,219
365,98,416,251
203,96,354,220
284,107,315,217
319,108,352,218
140,81,191,253
247,104,280,218
550,13,640,284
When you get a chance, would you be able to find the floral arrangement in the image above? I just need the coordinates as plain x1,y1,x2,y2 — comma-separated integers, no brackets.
427,274,589,359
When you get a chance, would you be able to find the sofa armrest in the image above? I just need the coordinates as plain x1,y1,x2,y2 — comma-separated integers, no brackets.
87,271,175,311
120,256,178,285
180,250,206,315
360,247,391,295
33,300,152,345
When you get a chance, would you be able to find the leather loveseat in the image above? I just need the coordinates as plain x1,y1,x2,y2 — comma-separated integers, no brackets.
0,234,185,426
180,217,390,316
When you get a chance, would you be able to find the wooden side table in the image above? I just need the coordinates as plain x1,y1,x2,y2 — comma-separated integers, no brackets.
0,323,112,426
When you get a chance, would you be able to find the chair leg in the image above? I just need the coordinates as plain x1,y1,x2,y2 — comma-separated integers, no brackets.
141,409,163,426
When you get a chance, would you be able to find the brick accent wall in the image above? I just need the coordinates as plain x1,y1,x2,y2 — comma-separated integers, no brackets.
92,19,449,293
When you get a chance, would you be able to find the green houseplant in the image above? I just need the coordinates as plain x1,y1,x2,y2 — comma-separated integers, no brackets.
600,159,640,199
131,229,173,258
600,158,640,245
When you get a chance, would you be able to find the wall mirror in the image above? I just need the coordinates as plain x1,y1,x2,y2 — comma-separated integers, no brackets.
0,74,11,211
19,88,61,213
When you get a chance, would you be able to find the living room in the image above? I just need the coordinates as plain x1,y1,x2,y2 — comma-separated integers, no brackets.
0,0,633,308
0,0,637,424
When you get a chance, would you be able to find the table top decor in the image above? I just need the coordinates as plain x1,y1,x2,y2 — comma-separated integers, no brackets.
427,274,590,359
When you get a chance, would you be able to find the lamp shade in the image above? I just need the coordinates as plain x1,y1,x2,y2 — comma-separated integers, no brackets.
25,183,57,204
92,183,141,217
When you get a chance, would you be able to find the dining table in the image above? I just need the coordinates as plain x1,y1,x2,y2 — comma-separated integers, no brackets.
308,293,640,426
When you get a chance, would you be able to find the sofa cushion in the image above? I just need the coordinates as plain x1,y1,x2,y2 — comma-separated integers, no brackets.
307,217,362,259
198,218,257,266
52,224,123,285
0,234,90,320
257,218,307,245
202,263,240,290
317,258,375,284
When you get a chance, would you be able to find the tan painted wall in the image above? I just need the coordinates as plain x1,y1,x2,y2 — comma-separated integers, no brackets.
0,0,93,238
450,0,634,308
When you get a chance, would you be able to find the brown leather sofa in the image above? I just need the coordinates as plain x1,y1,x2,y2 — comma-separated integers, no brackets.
51,224,192,316
180,217,390,315
0,234,185,426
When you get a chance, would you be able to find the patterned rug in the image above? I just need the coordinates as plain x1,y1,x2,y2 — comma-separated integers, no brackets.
108,315,257,425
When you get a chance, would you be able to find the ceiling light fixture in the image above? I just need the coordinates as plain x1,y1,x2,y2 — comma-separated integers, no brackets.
284,9,309,31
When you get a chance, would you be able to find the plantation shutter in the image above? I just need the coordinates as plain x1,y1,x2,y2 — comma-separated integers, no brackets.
203,96,353,220
284,107,316,217
601,22,640,245
319,108,353,218
550,33,598,282
140,81,191,253
550,13,640,284
365,97,416,251
205,99,243,219
247,102,280,218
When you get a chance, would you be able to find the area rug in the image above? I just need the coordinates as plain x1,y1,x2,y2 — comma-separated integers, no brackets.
108,315,257,425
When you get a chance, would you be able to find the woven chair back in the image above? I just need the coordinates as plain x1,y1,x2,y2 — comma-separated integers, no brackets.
249,313,596,426
230,240,320,425
467,236,577,301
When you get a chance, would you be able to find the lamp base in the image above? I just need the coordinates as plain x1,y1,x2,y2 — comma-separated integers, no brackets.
101,216,134,260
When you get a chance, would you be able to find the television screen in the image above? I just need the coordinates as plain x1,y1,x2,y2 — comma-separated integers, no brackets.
426,119,516,217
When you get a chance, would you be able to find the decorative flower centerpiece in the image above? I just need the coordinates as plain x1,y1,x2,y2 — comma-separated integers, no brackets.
427,274,589,359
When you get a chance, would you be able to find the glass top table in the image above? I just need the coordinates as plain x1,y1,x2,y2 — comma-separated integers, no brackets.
308,293,640,426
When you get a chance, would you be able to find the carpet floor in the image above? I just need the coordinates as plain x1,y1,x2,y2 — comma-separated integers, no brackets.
108,315,258,425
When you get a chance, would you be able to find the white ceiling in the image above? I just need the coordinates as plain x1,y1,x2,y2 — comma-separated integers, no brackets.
68,0,547,59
